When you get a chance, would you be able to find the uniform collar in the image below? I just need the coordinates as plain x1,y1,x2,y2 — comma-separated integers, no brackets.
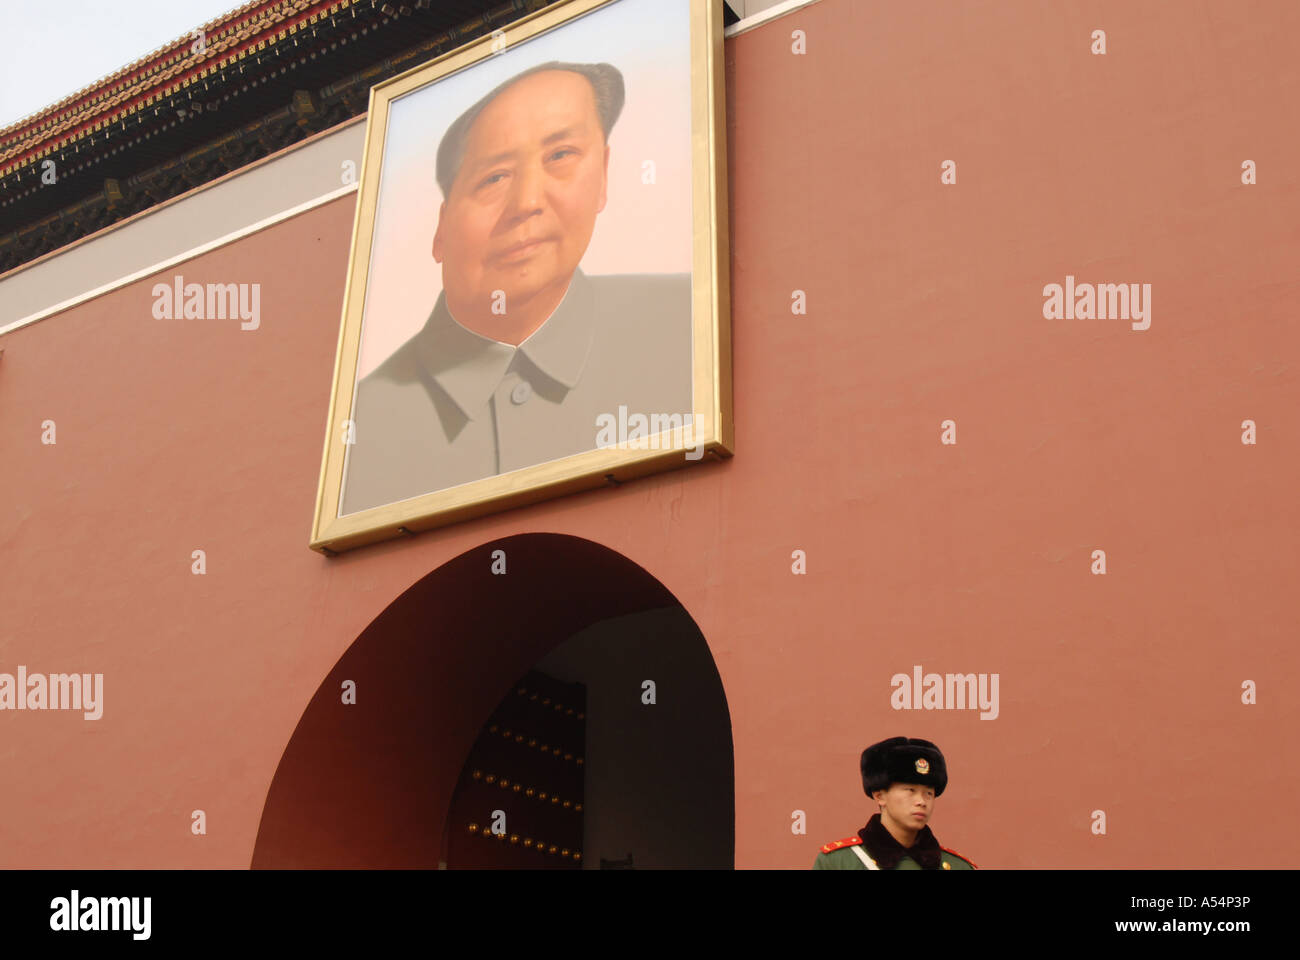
413,267,596,421
857,813,944,869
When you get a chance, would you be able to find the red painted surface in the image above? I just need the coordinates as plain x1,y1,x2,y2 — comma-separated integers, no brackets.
2,0,1298,868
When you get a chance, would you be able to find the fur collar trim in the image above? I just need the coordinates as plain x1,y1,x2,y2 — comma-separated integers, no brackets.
857,813,943,869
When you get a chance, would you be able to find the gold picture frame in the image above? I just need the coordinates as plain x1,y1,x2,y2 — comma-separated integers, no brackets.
310,0,732,554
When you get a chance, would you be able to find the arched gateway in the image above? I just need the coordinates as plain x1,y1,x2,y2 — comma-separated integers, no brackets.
252,533,734,868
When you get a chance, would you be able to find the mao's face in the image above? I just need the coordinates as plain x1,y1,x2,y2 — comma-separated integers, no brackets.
433,70,610,313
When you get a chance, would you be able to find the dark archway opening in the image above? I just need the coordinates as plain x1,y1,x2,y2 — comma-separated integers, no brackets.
252,533,734,869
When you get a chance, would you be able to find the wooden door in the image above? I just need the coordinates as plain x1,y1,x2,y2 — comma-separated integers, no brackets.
445,669,586,868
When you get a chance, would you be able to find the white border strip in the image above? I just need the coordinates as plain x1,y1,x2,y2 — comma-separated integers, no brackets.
0,183,359,339
724,0,821,37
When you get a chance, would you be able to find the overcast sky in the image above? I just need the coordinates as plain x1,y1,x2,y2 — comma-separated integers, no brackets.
1,1,248,129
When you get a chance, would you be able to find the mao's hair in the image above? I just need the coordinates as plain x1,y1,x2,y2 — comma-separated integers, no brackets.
435,60,625,199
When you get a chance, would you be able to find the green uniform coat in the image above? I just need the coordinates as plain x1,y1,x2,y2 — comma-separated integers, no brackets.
812,814,977,870
813,841,976,870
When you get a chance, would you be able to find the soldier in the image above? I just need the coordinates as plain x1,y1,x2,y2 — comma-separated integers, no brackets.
813,736,977,870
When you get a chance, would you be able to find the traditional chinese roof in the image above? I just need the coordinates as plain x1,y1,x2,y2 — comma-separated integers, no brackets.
1,1,340,178
0,0,571,275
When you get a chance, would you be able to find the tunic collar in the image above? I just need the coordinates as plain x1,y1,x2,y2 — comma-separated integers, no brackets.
412,267,596,421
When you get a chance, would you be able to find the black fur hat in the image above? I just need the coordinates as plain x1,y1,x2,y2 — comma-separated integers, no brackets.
861,737,947,797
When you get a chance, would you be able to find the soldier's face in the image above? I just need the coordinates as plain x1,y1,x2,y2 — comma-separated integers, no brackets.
874,782,935,832
433,70,610,312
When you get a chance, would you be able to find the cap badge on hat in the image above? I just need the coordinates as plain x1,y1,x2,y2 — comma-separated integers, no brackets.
915,758,930,774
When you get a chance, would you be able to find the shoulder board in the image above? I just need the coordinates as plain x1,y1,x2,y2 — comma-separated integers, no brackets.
819,835,864,854
941,846,977,868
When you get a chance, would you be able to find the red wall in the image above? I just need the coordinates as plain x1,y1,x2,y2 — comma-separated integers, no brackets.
2,0,1298,868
